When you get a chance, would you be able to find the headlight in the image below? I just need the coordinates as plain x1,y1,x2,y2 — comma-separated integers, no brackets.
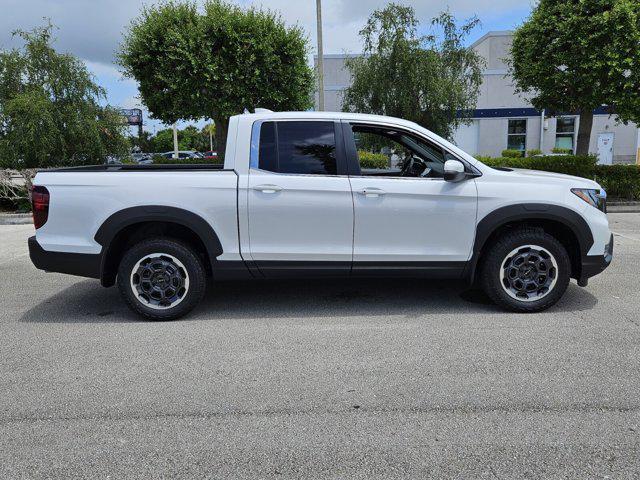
571,188,607,212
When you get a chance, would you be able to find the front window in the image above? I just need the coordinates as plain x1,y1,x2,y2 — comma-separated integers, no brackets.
351,124,447,178
507,119,527,153
555,117,576,151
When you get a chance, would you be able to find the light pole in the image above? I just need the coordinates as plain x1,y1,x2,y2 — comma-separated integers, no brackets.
316,0,325,111
172,123,179,159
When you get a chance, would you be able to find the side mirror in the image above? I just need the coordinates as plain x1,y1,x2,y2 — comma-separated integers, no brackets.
443,159,466,182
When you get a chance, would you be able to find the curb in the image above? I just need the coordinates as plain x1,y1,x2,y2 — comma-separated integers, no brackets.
0,213,32,225
607,206,640,214
608,202,640,207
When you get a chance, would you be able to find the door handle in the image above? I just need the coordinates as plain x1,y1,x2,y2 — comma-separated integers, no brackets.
358,188,386,198
253,184,283,194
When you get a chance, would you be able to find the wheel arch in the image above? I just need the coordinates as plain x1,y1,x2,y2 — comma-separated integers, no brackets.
466,203,594,284
95,206,223,287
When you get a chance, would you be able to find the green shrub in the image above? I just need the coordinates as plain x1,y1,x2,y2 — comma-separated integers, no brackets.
551,147,572,154
593,164,640,201
478,154,640,199
501,149,524,158
358,151,388,169
526,149,542,157
152,155,222,165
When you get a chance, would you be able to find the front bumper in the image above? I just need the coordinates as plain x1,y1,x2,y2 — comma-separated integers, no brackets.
28,236,101,279
578,234,613,286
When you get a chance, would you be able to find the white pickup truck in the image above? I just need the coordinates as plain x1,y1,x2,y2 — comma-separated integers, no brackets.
28,111,613,320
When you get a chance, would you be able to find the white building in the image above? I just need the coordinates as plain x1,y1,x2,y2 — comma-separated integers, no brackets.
314,31,640,164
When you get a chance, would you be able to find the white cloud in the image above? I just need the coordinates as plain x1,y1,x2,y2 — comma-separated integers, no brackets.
244,0,531,55
2,0,531,67
1,0,532,123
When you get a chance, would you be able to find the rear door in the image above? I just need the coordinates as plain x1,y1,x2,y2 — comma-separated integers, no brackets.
247,120,353,277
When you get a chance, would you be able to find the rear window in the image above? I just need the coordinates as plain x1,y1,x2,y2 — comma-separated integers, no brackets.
258,121,337,175
259,122,277,172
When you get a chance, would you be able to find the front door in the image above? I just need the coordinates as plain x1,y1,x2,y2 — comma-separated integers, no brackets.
597,133,614,165
247,120,353,276
344,122,478,274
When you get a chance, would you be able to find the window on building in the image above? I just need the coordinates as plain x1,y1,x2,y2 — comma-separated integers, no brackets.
507,119,527,154
258,121,337,175
555,117,576,152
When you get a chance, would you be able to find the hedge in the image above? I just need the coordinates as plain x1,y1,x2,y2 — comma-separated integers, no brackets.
501,149,524,158
358,151,389,169
480,155,640,200
552,147,573,154
526,149,542,157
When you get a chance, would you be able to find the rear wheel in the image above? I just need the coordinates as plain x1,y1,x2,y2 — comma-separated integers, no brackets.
117,238,206,320
480,228,571,312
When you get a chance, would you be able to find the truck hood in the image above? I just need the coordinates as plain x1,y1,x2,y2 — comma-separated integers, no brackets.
506,168,602,190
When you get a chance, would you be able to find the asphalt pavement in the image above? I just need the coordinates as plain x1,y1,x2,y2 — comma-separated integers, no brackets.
1,215,639,479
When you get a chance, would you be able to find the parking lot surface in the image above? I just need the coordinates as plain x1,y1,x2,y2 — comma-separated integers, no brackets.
1,214,639,479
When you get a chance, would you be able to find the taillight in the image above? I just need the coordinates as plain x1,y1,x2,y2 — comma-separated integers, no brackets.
31,186,49,229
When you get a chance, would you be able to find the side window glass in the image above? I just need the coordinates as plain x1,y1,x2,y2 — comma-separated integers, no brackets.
277,122,336,175
258,121,337,175
258,122,277,172
352,125,446,178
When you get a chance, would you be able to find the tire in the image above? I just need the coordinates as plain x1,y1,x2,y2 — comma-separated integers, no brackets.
117,238,207,321
479,227,571,313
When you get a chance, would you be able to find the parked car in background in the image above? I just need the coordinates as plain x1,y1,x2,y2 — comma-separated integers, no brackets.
28,111,613,320
160,151,204,160
203,151,218,161
131,152,153,164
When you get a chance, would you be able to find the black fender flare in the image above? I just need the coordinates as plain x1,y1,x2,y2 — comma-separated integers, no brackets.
95,206,223,284
465,203,594,283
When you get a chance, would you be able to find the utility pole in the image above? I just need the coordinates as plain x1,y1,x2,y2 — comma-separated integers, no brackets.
172,123,179,159
636,127,640,165
316,0,325,111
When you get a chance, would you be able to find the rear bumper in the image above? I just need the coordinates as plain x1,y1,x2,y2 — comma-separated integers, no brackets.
578,234,613,285
28,236,101,279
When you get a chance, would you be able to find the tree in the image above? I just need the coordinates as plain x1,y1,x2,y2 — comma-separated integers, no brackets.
147,125,209,152
119,0,314,158
129,131,154,152
179,125,209,151
0,23,128,169
342,5,484,140
510,0,640,155
202,123,216,151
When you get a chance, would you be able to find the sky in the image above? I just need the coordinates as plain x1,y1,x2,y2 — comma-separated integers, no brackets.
1,0,534,134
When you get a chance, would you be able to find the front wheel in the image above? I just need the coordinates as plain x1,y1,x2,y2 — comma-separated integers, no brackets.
117,238,207,321
479,228,571,312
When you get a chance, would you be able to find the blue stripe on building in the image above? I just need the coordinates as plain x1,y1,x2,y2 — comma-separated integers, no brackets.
458,106,612,118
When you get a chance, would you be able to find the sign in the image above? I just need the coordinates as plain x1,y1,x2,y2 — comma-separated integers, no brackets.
120,108,143,126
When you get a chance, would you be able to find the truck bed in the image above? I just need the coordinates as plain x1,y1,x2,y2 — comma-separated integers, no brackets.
32,167,240,261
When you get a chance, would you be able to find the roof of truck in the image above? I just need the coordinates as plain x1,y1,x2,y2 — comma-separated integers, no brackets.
235,110,411,124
